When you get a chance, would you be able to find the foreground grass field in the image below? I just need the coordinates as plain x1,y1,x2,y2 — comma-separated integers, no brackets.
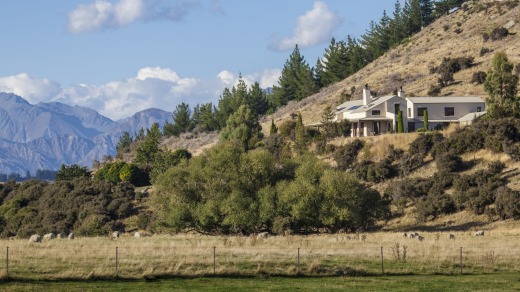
1,229,520,280
2,273,520,291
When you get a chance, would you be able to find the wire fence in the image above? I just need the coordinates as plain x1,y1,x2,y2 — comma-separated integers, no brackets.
0,241,516,280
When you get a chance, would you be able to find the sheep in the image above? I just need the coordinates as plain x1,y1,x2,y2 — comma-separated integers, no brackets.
28,234,42,243
474,230,485,236
403,232,408,238
257,232,269,239
134,231,141,238
112,231,120,239
68,233,75,240
43,233,56,240
417,235,425,241
448,234,455,239
57,233,67,239
408,233,416,239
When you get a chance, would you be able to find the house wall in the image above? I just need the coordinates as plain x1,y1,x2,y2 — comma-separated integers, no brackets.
407,101,485,121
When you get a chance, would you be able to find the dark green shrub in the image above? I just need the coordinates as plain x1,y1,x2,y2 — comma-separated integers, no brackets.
490,27,509,41
471,71,487,84
495,187,520,219
435,151,463,173
409,132,444,158
480,47,491,56
333,139,365,170
415,192,456,222
427,84,441,96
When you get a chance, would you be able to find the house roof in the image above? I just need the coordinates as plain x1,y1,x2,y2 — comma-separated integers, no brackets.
407,96,484,104
350,95,398,114
336,100,363,113
458,111,486,122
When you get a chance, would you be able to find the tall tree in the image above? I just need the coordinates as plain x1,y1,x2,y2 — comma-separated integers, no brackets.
423,110,429,130
164,102,192,137
116,132,133,158
420,0,434,26
271,45,317,108
319,38,350,87
55,164,91,181
246,82,269,117
484,52,520,117
135,123,161,168
294,113,308,154
220,105,263,151
389,0,405,47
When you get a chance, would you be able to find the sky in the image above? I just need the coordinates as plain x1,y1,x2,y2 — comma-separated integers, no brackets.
0,0,398,120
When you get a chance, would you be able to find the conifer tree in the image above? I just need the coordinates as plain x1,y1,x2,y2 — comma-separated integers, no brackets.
397,111,404,133
164,102,192,137
270,119,278,135
246,82,269,117
484,52,520,117
294,113,308,154
220,105,263,150
423,110,429,130
272,45,317,108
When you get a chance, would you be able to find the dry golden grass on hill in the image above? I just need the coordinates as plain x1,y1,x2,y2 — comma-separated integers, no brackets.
260,0,520,133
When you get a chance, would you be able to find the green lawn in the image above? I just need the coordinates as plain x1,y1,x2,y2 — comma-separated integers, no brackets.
2,274,520,291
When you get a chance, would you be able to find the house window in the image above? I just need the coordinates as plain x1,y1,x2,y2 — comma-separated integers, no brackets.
408,108,411,118
372,110,381,116
477,107,482,112
444,107,455,116
417,107,427,117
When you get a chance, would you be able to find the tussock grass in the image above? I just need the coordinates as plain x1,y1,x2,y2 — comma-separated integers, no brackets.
2,229,520,280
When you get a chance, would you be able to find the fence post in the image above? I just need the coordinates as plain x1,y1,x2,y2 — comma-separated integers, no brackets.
297,248,300,275
115,247,119,276
460,247,463,274
213,246,216,274
381,246,384,275
6,247,8,281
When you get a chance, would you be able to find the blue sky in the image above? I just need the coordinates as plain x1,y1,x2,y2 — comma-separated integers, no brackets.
0,0,398,120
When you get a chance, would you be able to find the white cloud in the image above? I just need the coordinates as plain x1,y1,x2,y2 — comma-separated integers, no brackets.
0,68,280,120
269,1,342,52
67,0,199,34
0,73,62,104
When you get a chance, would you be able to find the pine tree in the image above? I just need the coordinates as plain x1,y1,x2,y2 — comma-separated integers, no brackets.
420,0,434,26
220,105,263,150
314,57,325,89
270,119,278,135
246,82,269,117
389,0,405,47
272,45,317,108
484,52,520,117
320,38,350,87
294,113,308,154
116,131,133,158
397,111,404,133
423,110,429,130
164,102,192,137
346,36,367,74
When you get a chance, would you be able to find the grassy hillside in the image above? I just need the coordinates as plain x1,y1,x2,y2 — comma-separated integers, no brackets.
261,0,520,130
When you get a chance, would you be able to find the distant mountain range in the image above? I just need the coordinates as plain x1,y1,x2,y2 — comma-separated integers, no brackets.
0,92,172,175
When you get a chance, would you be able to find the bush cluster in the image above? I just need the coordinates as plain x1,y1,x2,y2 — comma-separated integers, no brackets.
483,27,509,42
471,71,487,84
333,139,365,171
0,179,137,237
452,162,507,214
153,143,390,234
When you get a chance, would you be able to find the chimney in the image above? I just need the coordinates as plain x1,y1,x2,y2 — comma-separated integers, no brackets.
398,86,404,98
363,84,371,105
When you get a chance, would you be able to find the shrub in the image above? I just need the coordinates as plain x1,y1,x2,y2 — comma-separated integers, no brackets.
409,132,444,158
398,154,424,177
427,85,442,96
279,120,297,140
333,139,365,171
495,187,520,219
490,27,509,41
415,192,456,222
435,151,463,173
480,47,491,57
471,71,487,84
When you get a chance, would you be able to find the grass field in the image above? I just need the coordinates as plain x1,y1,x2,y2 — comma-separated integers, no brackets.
1,229,520,280
2,273,520,291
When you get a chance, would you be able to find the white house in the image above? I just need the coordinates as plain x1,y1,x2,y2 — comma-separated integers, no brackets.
334,85,485,137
